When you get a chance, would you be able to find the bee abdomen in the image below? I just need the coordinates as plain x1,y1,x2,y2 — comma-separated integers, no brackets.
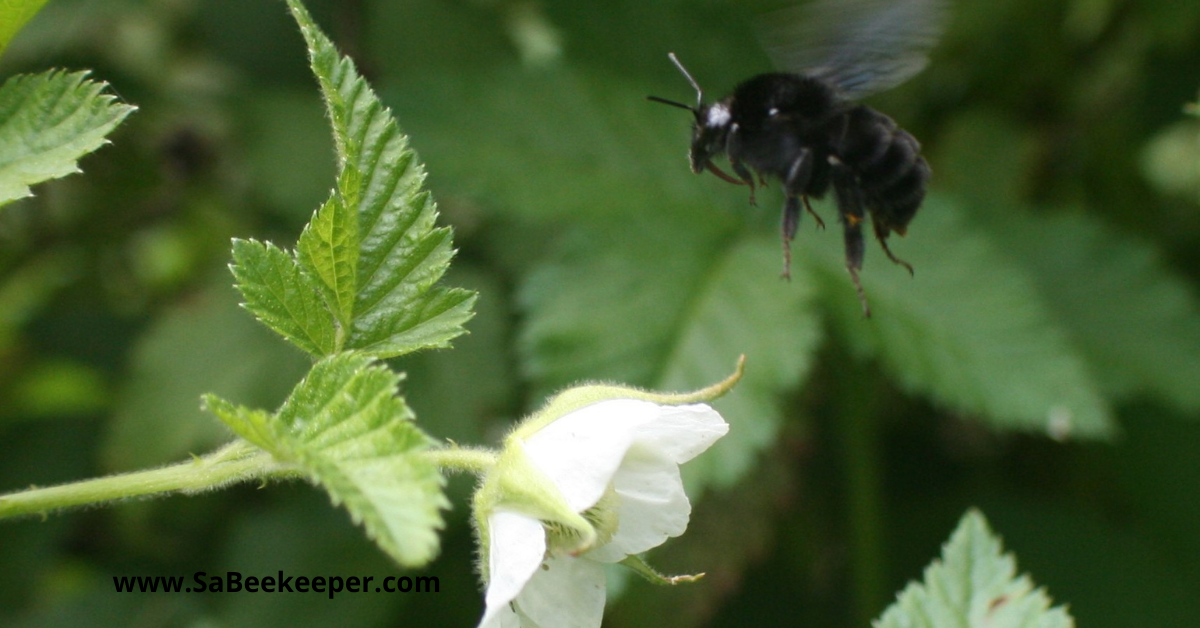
860,131,920,189
872,157,929,233
833,105,929,234
835,106,895,167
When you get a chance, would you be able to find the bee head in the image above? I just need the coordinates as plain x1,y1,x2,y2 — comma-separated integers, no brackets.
647,53,730,174
689,101,733,174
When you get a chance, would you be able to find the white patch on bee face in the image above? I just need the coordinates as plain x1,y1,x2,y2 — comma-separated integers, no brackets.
706,103,731,128
768,107,779,117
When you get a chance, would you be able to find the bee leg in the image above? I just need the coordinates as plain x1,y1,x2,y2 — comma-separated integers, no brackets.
872,219,914,276
705,162,749,187
784,149,814,194
781,195,801,280
802,196,826,230
832,163,871,317
784,149,824,229
726,126,758,205
731,160,758,206
778,149,815,282
844,221,870,318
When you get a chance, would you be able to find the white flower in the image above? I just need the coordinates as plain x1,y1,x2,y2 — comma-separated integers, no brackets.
476,398,729,628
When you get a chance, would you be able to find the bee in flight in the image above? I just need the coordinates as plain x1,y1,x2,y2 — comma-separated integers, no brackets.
649,0,947,316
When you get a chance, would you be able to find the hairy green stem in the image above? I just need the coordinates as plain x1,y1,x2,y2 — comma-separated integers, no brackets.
0,440,297,520
0,440,499,522
422,447,498,474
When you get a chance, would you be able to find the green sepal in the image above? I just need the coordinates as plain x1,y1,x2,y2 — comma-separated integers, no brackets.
620,554,705,586
512,356,744,442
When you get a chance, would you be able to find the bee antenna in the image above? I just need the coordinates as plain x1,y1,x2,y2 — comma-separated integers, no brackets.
646,95,694,111
666,52,705,109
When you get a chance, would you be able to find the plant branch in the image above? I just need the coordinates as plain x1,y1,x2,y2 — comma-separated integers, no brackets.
422,446,498,475
0,440,298,520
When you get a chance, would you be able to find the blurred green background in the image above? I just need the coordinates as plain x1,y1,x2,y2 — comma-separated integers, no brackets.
2,0,1199,626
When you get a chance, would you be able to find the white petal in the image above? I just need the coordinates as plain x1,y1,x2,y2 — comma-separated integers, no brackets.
481,604,522,628
480,511,546,628
585,447,691,563
515,554,607,628
629,403,728,464
522,399,662,512
511,605,542,627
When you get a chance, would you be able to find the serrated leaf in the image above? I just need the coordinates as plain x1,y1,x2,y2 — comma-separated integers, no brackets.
284,0,476,358
202,395,276,454
520,221,820,491
230,238,337,357
205,352,449,567
800,196,1114,439
297,168,361,330
988,210,1200,413
234,0,476,358
0,70,134,207
875,509,1074,628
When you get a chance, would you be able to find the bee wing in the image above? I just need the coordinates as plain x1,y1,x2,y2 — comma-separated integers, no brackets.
758,0,948,100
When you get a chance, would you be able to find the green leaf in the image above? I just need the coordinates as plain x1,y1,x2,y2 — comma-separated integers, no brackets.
988,210,1200,413
802,196,1115,439
285,0,476,358
0,70,134,208
520,222,821,491
934,113,1200,410
202,395,276,454
0,0,51,58
658,235,822,490
875,509,1074,628
230,238,337,357
297,167,361,331
205,352,448,567
395,265,517,444
385,66,717,224
233,1,476,358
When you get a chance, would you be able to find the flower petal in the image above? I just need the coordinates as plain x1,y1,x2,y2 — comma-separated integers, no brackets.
628,403,728,464
480,511,547,628
516,554,607,628
521,399,662,512
483,604,522,628
585,447,691,562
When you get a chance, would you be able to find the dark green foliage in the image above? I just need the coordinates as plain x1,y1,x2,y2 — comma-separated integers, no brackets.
2,0,1199,626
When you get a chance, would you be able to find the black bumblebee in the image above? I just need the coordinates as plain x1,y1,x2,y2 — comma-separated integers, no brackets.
649,0,946,316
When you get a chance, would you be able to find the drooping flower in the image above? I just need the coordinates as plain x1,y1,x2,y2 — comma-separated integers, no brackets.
473,365,740,628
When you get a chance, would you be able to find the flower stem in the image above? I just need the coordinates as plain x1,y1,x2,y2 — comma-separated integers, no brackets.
422,447,498,474
0,440,296,520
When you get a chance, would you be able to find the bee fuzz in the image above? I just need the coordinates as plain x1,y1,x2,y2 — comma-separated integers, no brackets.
706,103,731,127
